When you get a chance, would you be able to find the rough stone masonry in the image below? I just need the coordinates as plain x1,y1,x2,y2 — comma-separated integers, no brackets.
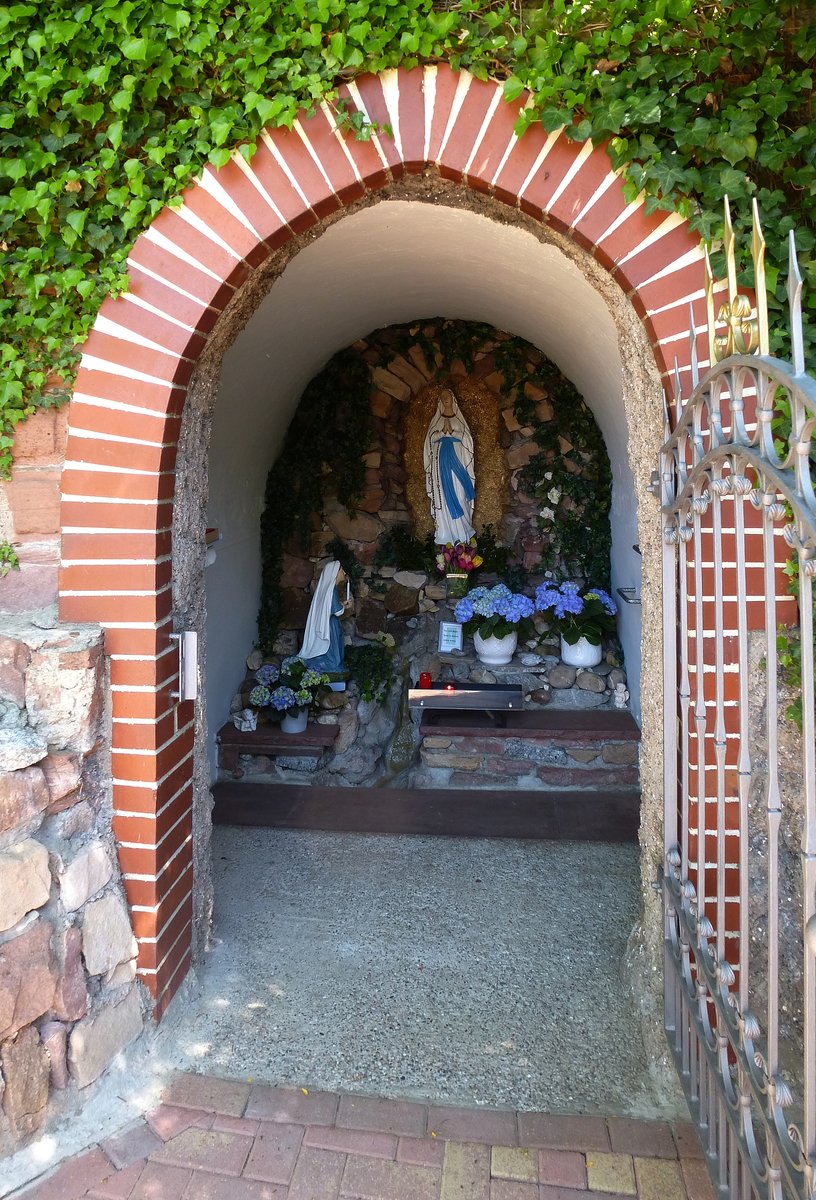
0,611,146,1155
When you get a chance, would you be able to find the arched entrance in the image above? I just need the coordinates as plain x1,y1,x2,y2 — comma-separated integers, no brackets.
60,64,719,1017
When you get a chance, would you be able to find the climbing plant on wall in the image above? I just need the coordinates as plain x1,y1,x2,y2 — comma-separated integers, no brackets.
1,0,812,478
258,347,371,651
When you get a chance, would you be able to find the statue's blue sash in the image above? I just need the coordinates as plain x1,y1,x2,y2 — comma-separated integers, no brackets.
437,435,474,520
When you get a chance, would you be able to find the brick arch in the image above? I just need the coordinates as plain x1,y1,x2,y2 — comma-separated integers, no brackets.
60,64,708,1016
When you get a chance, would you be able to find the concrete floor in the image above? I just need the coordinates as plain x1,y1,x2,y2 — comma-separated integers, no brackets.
159,827,678,1117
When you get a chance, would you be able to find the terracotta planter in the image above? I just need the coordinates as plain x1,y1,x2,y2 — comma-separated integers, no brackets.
281,707,309,734
473,630,517,667
560,635,602,668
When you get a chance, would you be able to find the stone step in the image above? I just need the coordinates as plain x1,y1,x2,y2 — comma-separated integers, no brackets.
212,782,639,842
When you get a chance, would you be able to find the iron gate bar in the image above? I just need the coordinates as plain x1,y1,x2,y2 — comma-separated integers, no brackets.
660,203,816,1200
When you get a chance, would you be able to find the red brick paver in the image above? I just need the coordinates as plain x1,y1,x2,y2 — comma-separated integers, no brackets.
12,1073,714,1200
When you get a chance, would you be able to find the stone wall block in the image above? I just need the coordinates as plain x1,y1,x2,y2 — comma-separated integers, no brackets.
25,646,103,753
0,637,30,706
0,839,50,932
41,753,83,812
371,367,411,402
81,893,137,978
0,766,49,843
1,1025,50,1136
0,728,47,774
59,842,113,913
0,919,57,1039
39,1020,69,1089
325,507,384,544
68,986,143,1089
52,925,88,1022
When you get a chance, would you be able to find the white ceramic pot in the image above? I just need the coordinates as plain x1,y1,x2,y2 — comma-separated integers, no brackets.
473,630,517,667
560,634,602,668
281,707,309,734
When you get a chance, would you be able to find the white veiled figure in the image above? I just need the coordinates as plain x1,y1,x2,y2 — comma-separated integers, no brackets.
423,389,476,545
299,561,345,672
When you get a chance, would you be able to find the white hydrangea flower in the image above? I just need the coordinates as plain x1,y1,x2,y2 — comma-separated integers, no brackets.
539,506,555,522
547,486,561,504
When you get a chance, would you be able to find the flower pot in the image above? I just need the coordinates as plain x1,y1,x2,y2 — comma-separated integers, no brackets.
281,707,309,734
560,635,602,668
474,630,517,666
446,572,469,599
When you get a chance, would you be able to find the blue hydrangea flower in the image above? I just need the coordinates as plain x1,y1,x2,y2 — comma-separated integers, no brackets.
454,597,474,623
534,584,561,611
249,685,271,707
589,588,617,615
254,663,279,686
301,669,328,690
491,583,512,600
468,586,488,602
294,688,311,707
555,590,584,619
281,656,303,674
270,686,296,712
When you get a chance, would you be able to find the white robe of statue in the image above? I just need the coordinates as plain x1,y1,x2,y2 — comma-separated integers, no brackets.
423,390,476,545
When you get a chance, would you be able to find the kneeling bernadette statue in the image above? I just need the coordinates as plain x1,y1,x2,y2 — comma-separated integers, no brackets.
299,560,351,673
423,387,476,546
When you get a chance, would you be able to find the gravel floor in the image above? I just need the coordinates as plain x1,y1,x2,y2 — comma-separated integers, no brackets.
158,826,679,1117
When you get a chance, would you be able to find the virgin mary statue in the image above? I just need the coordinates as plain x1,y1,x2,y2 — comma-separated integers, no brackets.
423,388,476,545
299,560,348,673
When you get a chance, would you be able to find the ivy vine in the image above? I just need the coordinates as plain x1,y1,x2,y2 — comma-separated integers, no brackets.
1,1,813,482
258,347,371,651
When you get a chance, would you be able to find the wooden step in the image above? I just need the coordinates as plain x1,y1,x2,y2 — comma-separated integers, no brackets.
420,708,640,740
212,782,639,842
216,720,339,776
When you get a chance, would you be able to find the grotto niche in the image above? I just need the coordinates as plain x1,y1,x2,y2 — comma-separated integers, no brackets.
214,319,639,807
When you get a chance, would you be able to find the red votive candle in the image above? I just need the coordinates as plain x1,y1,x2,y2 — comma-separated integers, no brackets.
419,672,432,689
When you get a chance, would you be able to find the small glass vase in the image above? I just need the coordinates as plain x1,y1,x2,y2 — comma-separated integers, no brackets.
473,630,517,667
560,635,602,668
446,572,469,599
281,707,309,734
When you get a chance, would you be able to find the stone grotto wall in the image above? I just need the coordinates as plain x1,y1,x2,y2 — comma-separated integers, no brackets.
0,614,145,1156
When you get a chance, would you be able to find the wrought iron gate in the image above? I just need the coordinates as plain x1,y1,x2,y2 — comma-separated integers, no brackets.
660,202,816,1199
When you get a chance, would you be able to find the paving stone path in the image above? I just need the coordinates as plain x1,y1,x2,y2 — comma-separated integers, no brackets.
15,1073,715,1200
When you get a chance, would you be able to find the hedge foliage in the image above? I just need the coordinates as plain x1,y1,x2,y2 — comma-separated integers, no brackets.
1,1,813,474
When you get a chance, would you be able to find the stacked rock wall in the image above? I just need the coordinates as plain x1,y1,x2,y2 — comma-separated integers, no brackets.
0,615,145,1155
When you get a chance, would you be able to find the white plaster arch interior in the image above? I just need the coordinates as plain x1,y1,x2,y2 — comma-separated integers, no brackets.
205,199,649,775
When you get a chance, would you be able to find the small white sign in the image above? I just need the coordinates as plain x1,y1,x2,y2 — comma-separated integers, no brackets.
438,621,464,653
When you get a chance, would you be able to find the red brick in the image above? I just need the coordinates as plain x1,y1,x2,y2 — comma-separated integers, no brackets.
265,123,343,219
81,328,192,390
11,410,58,463
98,294,207,361
515,131,586,221
162,1073,251,1117
21,1147,116,1199
146,1108,213,1143
340,1154,441,1200
184,1174,288,1199
353,74,404,178
304,1124,397,1159
465,93,526,194
243,1121,305,1184
395,65,427,172
427,1104,517,1146
149,207,250,291
247,138,320,233
288,1146,345,1199
615,223,700,293
138,894,193,973
537,1149,587,1189
128,235,236,309
179,184,268,268
129,1162,192,1200
60,498,174,534
292,107,366,204
150,1126,252,1176
154,944,192,1015
681,1158,717,1200
672,1122,706,1160
101,1121,163,1169
246,1084,339,1126
491,122,557,209
86,1157,148,1198
438,74,498,184
211,1114,261,1137
607,1117,676,1158
72,363,184,415
397,1135,446,1168
570,177,630,248
489,1182,538,1200
549,147,617,232
517,1113,610,1153
127,265,220,335
59,589,172,626
337,1094,427,1138
62,560,171,596
65,431,178,475
425,63,462,165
